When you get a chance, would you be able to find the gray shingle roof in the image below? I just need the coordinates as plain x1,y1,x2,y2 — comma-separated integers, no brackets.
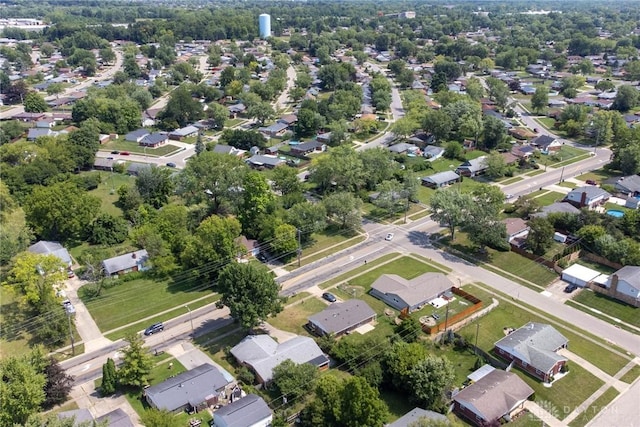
213,394,272,427
615,175,640,194
125,129,150,141
567,186,611,200
494,322,568,374
421,171,460,186
145,363,231,412
259,122,288,133
230,335,328,383
102,249,149,275
453,370,534,423
531,135,557,148
213,144,244,156
386,408,447,427
371,273,453,309
308,299,376,335
57,409,94,426
170,125,199,137
28,240,72,265
95,408,134,427
531,202,581,218
247,155,285,168
613,266,640,290
140,132,168,146
293,140,324,152
457,156,487,173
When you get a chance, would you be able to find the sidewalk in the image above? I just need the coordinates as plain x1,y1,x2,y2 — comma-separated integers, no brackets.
64,277,112,353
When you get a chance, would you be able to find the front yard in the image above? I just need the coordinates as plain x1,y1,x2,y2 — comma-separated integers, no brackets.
569,289,640,328
100,139,182,157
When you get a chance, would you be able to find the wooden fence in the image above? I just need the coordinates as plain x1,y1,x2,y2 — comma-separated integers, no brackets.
422,288,483,335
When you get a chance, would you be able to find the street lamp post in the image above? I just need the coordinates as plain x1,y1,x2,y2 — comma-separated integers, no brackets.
64,305,75,356
185,305,194,336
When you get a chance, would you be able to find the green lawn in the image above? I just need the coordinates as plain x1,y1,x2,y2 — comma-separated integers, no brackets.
79,274,217,333
458,294,630,376
533,191,566,207
576,169,621,185
268,298,328,335
343,256,442,293
558,181,578,189
570,289,640,327
88,172,135,217
619,364,640,384
568,387,620,427
442,233,558,288
197,329,247,380
100,139,182,157
380,389,416,423
518,364,604,420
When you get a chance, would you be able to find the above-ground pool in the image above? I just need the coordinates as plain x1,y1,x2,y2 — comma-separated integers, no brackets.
606,209,625,218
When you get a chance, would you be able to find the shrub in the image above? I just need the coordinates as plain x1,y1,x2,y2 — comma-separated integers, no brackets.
237,366,255,385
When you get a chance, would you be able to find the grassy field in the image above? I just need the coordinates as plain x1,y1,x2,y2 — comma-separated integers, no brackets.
101,139,182,157
568,387,620,427
88,172,136,217
268,298,328,335
442,233,558,288
558,181,578,189
619,364,640,384
570,289,640,327
197,329,247,379
518,364,604,420
79,274,217,333
533,191,566,206
576,169,621,185
458,293,630,376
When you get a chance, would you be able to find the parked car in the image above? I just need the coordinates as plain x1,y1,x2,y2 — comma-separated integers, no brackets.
120,151,130,156
67,269,75,278
322,292,337,303
111,150,120,154
385,233,394,241
166,162,176,168
505,193,515,200
586,179,597,185
256,252,268,263
106,157,114,160
144,323,164,336
432,313,440,320
564,284,578,293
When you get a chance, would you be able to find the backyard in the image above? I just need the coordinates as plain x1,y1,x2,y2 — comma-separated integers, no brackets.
87,172,135,217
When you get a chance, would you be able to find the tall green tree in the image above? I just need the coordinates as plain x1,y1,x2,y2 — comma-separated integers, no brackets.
531,87,549,114
140,409,179,427
135,167,175,209
24,182,100,241
0,351,47,425
272,359,318,401
4,252,66,307
527,217,554,255
323,192,362,230
101,358,117,396
407,355,455,411
239,172,274,237
118,333,154,388
219,262,283,329
65,123,100,170
486,77,509,110
23,92,48,113
159,85,203,128
429,188,473,241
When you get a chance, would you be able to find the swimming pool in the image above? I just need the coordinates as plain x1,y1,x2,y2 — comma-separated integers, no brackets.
606,209,624,218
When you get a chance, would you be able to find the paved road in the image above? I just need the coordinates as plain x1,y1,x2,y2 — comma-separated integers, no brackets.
275,65,297,110
96,139,196,169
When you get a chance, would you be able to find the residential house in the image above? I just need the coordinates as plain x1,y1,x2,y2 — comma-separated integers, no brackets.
27,128,58,141
212,394,272,427
530,135,562,153
370,272,454,312
57,409,94,426
604,266,640,305
421,171,460,189
614,175,640,197
423,146,444,161
169,125,199,141
126,162,153,176
494,322,569,382
456,156,488,177
35,119,55,128
142,108,162,127
278,114,297,127
228,103,246,118
290,140,326,155
511,144,536,159
95,408,135,427
236,236,260,257
102,249,149,277
386,408,448,427
139,132,169,148
99,134,113,144
307,299,376,337
258,122,289,138
453,370,534,426
388,142,420,155
145,363,233,413
213,144,245,157
531,202,580,219
230,334,329,384
11,112,46,122
502,218,530,246
317,132,332,144
565,186,611,209
125,129,150,143
93,157,116,171
28,240,72,267
561,264,602,288
246,154,285,169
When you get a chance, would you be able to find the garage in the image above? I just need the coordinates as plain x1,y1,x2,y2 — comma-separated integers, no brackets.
561,264,601,287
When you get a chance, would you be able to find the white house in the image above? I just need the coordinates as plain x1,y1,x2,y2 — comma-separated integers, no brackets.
606,266,640,300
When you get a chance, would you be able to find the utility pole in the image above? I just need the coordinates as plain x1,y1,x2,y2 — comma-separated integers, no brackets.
297,228,302,267
444,302,450,333
475,322,480,355
65,306,75,356
404,192,409,224
559,166,565,184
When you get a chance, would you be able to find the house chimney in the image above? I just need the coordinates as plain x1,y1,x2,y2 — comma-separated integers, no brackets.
610,274,618,293
132,253,137,259
580,192,587,208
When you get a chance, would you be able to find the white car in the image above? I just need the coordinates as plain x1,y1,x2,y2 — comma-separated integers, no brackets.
385,233,394,241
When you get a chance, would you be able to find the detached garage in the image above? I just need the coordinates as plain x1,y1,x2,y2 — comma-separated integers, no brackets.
561,264,601,287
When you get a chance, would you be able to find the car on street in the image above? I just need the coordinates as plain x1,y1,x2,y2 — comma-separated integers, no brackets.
385,233,394,241
106,157,114,160
322,292,337,303
564,284,578,293
166,162,176,168
111,150,120,154
144,323,164,336
120,151,130,156
505,193,515,200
